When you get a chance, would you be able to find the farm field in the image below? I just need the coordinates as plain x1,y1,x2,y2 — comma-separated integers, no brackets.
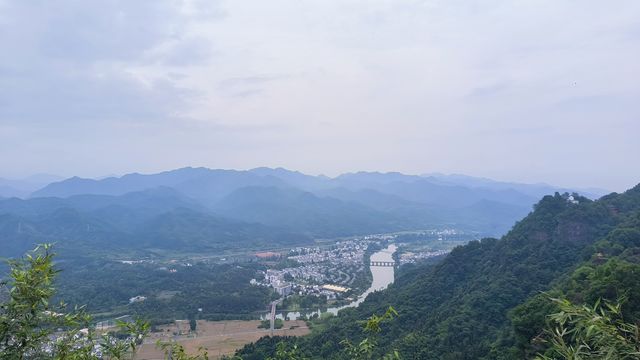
137,319,310,359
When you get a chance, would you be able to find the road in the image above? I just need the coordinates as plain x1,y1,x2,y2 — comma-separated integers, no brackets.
269,299,282,335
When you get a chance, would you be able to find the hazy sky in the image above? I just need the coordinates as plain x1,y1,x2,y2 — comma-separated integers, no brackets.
1,0,638,191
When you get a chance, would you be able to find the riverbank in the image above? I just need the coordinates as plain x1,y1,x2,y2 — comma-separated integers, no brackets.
267,244,397,320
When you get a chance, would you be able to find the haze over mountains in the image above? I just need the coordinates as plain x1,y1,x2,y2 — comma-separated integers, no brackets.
0,167,609,259
0,174,64,199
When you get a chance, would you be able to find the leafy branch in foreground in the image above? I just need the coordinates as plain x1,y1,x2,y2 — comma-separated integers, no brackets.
2,245,312,360
340,306,401,360
536,297,640,360
0,244,149,359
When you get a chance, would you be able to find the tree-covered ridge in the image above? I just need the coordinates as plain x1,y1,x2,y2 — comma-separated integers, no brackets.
0,188,312,259
235,185,640,359
506,197,640,358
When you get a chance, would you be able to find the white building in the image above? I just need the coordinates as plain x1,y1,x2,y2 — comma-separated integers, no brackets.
129,295,146,304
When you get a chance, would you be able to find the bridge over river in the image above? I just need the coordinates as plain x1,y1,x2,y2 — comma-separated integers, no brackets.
369,261,395,267
265,244,397,322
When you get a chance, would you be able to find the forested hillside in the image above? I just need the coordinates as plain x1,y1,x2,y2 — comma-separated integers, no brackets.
235,184,640,359
0,188,311,259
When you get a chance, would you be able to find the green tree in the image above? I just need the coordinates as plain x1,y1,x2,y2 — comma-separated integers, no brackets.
340,306,401,360
0,244,237,360
537,298,640,360
266,342,306,360
0,244,149,359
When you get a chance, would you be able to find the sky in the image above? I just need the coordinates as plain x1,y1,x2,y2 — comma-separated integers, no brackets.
0,0,638,191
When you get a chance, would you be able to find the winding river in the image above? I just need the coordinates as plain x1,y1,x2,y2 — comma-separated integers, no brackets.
267,244,397,320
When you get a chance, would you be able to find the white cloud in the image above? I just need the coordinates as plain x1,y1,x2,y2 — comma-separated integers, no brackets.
0,0,638,190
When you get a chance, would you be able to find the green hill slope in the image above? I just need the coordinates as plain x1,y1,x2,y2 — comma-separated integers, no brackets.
0,189,312,258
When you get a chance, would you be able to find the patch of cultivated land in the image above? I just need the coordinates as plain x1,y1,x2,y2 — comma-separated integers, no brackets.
137,320,310,359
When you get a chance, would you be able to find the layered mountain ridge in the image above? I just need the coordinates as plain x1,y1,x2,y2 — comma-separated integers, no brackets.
0,167,609,259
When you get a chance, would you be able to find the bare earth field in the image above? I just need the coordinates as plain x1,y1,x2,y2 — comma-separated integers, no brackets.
137,320,310,359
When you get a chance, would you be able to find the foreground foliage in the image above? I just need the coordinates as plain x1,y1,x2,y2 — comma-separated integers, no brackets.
0,245,218,360
340,306,400,360
0,244,149,359
537,298,640,359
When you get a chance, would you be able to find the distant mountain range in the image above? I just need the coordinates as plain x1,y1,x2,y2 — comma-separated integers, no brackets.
0,167,611,258
0,187,309,258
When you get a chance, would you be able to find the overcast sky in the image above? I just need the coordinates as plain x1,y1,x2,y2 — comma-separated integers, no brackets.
0,0,638,191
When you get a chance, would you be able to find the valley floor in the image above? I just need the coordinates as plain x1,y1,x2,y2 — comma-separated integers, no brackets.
137,319,309,359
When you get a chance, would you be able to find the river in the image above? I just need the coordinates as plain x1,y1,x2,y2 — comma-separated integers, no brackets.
267,244,397,320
